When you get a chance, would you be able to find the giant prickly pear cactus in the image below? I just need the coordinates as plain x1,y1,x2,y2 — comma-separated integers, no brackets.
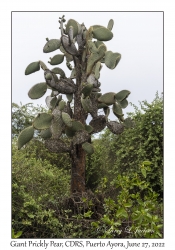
18,15,134,194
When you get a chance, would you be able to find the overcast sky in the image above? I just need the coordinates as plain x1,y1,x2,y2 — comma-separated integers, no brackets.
12,11,163,120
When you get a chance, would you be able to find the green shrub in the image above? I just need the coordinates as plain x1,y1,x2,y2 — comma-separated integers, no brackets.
12,140,70,238
90,92,163,197
92,163,163,238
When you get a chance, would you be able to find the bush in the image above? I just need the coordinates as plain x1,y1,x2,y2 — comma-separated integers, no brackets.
12,139,70,238
92,162,163,238
90,92,163,197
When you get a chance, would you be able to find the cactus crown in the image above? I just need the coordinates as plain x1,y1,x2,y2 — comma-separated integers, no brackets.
19,15,133,152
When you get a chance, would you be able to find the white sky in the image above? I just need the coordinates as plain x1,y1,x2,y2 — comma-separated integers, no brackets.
12,11,163,120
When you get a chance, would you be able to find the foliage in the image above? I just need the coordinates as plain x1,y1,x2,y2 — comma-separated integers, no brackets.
12,229,22,239
91,166,163,238
89,92,163,197
12,141,70,238
12,134,163,238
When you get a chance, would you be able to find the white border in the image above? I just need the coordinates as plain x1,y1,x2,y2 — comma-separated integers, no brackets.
1,0,175,249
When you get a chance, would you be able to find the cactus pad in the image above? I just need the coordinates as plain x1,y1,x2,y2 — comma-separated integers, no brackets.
45,138,70,153
72,120,85,132
28,82,47,99
98,103,109,109
92,26,113,41
58,100,66,111
95,41,107,50
113,102,123,116
61,35,79,56
25,61,40,75
87,40,98,53
82,142,94,155
89,115,106,133
113,112,124,122
40,128,52,139
43,39,61,53
81,96,93,113
107,19,114,31
118,98,128,109
87,74,98,86
60,45,73,62
93,61,102,79
50,107,64,138
65,127,76,138
62,112,72,127
98,92,116,105
33,113,53,130
39,61,48,70
86,44,106,75
18,126,34,149
48,54,64,65
85,124,94,134
50,96,58,109
51,90,59,97
65,19,80,37
45,96,57,109
45,73,53,80
107,121,124,134
66,93,73,102
105,51,121,69
103,107,110,117
115,90,131,101
81,83,93,98
51,67,66,78
73,130,90,145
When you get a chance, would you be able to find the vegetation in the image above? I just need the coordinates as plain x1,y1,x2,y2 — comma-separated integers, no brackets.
12,92,163,238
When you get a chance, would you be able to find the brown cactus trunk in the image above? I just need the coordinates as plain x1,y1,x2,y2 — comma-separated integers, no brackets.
70,144,86,193
70,56,87,194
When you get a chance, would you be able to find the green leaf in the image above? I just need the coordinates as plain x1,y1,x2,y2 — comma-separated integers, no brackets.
124,203,132,208
91,222,99,227
141,168,147,178
84,211,93,218
116,208,128,218
143,161,152,166
101,215,112,225
12,230,23,239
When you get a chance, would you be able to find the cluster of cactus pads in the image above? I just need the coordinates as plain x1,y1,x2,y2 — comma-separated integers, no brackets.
18,15,134,154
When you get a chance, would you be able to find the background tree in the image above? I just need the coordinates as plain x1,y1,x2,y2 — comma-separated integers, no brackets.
12,102,46,138
17,15,134,194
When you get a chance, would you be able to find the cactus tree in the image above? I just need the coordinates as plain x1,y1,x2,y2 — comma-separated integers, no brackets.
18,15,134,194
